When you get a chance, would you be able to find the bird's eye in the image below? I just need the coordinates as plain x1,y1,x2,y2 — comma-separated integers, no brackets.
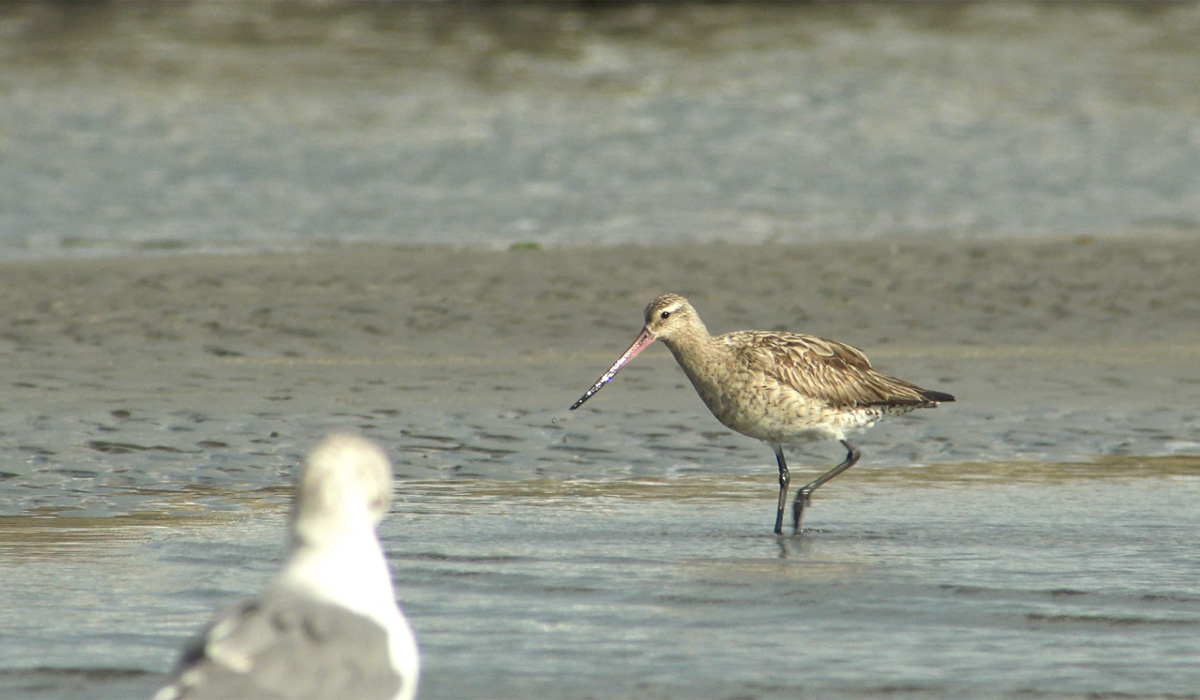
660,310,671,319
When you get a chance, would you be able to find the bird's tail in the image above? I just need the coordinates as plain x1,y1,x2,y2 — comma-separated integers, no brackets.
921,389,955,403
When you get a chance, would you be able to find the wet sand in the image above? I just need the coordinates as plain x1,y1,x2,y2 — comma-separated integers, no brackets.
6,235,1196,360
2,236,1199,699
2,235,1198,503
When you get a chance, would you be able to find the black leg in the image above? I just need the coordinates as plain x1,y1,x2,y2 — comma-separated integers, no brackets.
773,445,790,535
792,440,861,532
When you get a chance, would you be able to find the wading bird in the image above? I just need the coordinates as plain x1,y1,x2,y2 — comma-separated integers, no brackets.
571,294,954,534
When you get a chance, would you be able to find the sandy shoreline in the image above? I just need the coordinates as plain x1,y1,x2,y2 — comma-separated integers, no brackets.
1,235,1197,511
3,235,1198,360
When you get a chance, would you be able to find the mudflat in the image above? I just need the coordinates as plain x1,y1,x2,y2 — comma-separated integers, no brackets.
2,235,1199,700
1,235,1196,503
4,236,1196,365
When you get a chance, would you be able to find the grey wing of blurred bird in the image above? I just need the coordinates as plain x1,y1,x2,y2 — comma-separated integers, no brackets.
159,593,405,700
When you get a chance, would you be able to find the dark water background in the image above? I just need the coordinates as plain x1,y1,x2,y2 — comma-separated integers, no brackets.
2,2,1199,257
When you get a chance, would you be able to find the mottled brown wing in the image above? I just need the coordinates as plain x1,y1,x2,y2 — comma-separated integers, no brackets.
728,331,937,409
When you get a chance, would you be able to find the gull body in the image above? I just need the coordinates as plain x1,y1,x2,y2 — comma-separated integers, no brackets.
156,435,419,700
571,294,954,534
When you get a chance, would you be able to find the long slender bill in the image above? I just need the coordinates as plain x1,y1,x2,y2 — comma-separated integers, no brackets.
570,327,657,410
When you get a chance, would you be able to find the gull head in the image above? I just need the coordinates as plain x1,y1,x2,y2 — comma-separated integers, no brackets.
293,435,393,539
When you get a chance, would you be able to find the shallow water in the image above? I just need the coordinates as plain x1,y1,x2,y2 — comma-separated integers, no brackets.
3,461,1199,699
1,3,1199,699
1,318,1198,698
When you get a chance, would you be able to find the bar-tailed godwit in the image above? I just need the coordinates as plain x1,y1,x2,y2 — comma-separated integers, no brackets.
570,293,954,534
